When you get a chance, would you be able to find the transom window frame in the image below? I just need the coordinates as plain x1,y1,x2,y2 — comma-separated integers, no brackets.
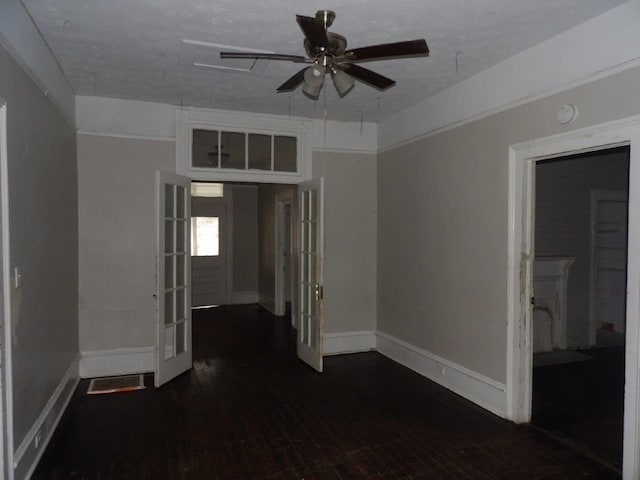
176,109,313,184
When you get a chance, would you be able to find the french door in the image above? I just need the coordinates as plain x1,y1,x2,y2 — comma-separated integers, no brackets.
155,171,192,387
297,178,324,372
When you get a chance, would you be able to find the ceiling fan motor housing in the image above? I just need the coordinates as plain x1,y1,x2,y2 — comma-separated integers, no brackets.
304,32,347,59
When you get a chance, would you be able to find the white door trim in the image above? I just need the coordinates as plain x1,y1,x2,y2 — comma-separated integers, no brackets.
0,100,13,480
275,191,294,317
224,185,233,305
506,114,640,480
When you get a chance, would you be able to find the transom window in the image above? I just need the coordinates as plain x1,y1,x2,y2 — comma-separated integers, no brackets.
192,129,297,173
176,109,312,184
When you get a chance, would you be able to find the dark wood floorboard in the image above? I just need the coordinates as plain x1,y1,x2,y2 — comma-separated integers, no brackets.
33,305,621,479
532,346,624,471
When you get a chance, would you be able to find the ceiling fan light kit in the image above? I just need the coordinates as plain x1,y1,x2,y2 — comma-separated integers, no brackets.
220,10,429,100
331,68,355,98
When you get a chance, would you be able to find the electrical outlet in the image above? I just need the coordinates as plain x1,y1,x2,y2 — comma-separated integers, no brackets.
34,430,42,449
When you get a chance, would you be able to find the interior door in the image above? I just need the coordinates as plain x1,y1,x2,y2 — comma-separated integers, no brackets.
155,171,192,387
591,189,628,340
297,178,324,372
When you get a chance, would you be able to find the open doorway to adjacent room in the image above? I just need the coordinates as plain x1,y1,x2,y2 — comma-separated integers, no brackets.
189,181,297,324
531,146,630,470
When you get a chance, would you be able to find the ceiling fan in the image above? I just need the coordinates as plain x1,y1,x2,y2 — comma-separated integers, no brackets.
220,10,429,99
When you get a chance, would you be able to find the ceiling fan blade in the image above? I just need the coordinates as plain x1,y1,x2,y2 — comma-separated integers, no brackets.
296,15,329,50
220,52,308,63
343,39,429,62
276,68,307,92
338,63,395,90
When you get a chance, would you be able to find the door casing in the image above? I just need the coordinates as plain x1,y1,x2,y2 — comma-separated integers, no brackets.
275,190,295,318
507,114,640,480
1,100,12,480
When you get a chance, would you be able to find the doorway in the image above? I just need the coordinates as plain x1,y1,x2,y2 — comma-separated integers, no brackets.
506,115,640,480
531,147,629,470
189,181,300,326
275,191,295,320
190,182,230,308
186,180,324,371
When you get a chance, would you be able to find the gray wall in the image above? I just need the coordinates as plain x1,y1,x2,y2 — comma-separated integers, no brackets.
377,66,640,383
0,43,78,449
314,152,377,334
78,134,174,351
535,150,629,347
232,184,258,294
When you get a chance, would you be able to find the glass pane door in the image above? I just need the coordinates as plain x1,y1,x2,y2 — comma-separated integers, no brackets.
156,171,192,387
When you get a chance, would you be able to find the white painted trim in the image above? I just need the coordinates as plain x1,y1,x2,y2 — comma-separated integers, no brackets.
79,347,155,378
323,331,376,355
312,146,377,155
230,291,259,304
259,294,277,315
77,130,175,143
76,97,377,154
225,185,234,306
13,355,79,480
378,1,640,151
0,2,75,126
507,114,640,480
176,109,313,184
0,100,13,480
376,331,507,418
533,257,576,351
275,191,294,316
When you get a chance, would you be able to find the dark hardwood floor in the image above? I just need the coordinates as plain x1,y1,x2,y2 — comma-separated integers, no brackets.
532,346,625,472
33,305,621,479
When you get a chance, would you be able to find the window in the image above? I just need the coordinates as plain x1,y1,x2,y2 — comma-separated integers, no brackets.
176,109,312,184
191,182,224,197
191,217,219,256
191,128,297,173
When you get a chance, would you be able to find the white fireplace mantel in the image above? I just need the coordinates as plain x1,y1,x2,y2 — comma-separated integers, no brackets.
533,256,577,352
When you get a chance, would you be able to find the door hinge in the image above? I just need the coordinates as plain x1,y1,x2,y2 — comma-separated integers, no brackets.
530,296,535,305
315,284,324,301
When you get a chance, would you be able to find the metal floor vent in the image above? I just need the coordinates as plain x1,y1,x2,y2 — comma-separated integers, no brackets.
87,374,145,395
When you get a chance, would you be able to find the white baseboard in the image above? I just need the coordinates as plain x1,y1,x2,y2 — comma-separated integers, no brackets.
231,291,259,305
376,331,507,418
14,354,80,480
259,294,277,315
79,347,155,378
323,331,376,355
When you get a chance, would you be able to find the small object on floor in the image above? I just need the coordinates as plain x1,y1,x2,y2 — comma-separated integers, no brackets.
533,350,592,367
87,374,145,395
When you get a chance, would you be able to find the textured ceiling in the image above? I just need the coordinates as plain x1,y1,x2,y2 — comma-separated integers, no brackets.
23,0,626,122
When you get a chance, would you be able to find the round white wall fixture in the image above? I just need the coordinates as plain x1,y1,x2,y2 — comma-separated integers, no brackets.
556,104,578,125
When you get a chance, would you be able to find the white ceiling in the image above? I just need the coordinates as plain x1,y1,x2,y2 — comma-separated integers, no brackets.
22,0,626,122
